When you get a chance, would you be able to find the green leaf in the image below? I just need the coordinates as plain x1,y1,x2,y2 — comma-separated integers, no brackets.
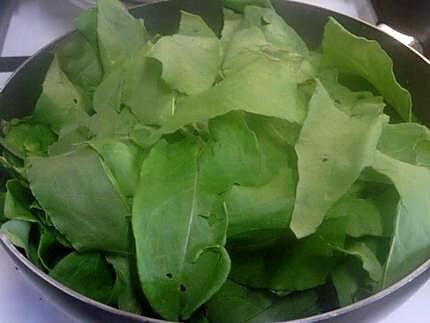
48,125,91,155
223,0,271,13
93,55,174,127
90,138,145,198
0,150,26,180
200,112,265,192
0,192,6,223
32,56,89,134
327,197,383,238
322,18,412,121
290,82,387,238
230,217,347,291
4,179,38,222
148,11,221,95
377,123,430,164
1,120,56,159
206,280,320,323
416,140,430,168
319,69,386,116
106,255,143,314
244,113,300,165
28,146,130,254
221,9,242,47
56,32,102,112
224,168,295,242
336,242,383,282
75,8,98,50
331,263,359,307
161,56,305,135
132,141,230,320
371,151,430,287
37,228,70,271
96,0,147,75
222,26,270,76
87,108,138,139
122,57,174,126
50,252,115,304
240,6,309,56
0,219,31,253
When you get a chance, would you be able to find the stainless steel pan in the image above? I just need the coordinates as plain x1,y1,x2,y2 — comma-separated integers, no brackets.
0,1,429,322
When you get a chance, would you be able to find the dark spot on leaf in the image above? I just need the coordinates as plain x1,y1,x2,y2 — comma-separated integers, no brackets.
180,284,186,292
166,273,173,279
334,99,341,104
322,157,329,162
73,98,78,104
233,182,241,186
260,17,270,25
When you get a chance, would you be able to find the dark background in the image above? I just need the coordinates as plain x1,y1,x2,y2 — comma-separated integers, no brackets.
371,0,430,57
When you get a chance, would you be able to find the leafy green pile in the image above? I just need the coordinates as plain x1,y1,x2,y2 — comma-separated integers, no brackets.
1,0,430,321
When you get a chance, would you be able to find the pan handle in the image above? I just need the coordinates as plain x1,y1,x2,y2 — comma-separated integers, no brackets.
0,56,29,73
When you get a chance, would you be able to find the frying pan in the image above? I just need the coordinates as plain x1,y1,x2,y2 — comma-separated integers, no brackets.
0,1,430,322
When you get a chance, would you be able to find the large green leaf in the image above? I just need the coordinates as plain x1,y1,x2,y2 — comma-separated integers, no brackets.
240,5,309,56
206,280,320,323
87,108,138,139
28,146,130,253
48,125,91,156
224,168,295,242
222,25,267,74
148,11,221,95
90,138,145,198
290,82,387,238
75,8,97,50
132,141,230,320
96,0,147,75
322,18,412,121
327,197,383,238
161,56,305,134
93,54,174,127
372,151,430,286
32,56,88,134
50,252,115,304
56,32,102,111
244,114,300,166
221,9,242,47
230,217,347,291
200,112,265,192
